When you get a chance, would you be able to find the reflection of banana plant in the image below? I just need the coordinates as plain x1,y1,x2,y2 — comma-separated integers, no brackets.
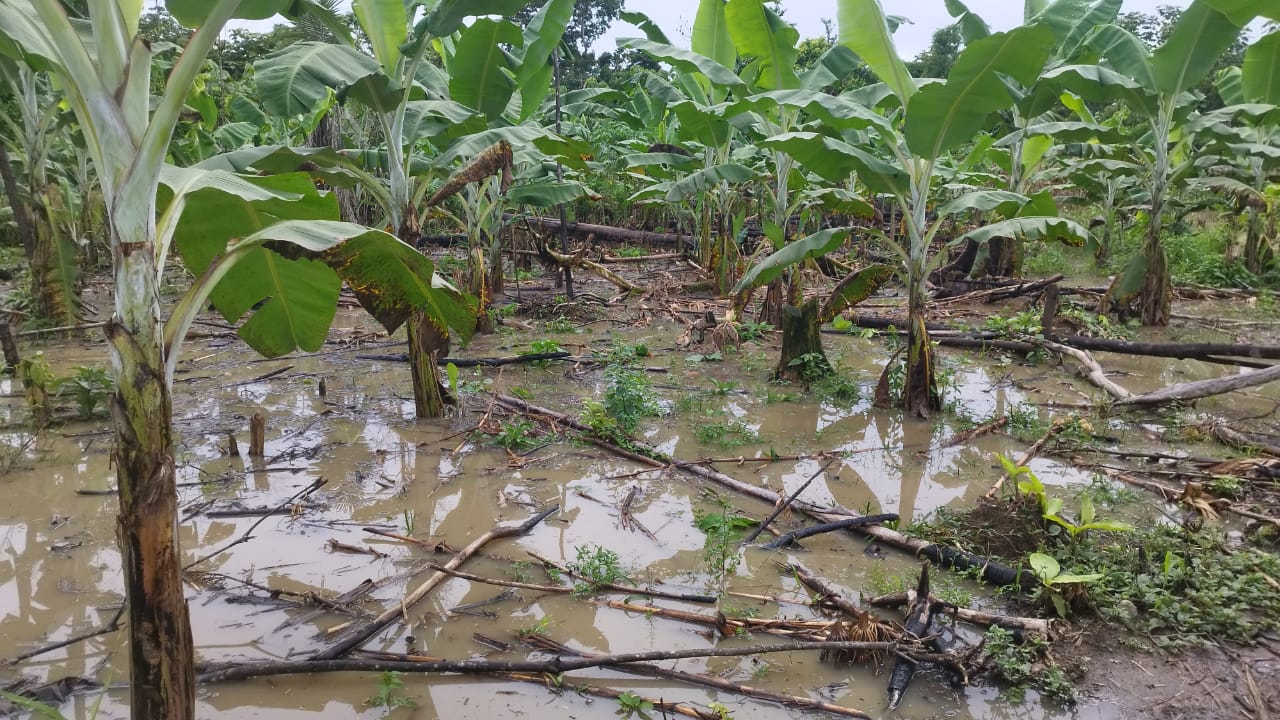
0,3,475,716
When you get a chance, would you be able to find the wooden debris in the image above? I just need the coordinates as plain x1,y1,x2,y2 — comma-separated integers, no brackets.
249,413,265,457
311,505,559,660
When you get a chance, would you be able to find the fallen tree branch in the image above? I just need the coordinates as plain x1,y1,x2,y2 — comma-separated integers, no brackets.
780,563,873,622
4,605,125,665
763,514,900,549
740,457,838,546
1041,340,1132,400
513,215,692,247
1211,423,1280,457
490,671,713,719
523,634,874,719
866,592,1051,635
311,505,559,660
494,394,1039,590
201,640,902,684
944,416,1009,448
1112,363,1280,410
527,551,716,603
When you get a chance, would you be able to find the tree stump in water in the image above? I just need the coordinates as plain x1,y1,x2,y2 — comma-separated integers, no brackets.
774,299,826,382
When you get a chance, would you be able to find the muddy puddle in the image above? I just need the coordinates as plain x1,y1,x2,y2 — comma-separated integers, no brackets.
0,305,1261,720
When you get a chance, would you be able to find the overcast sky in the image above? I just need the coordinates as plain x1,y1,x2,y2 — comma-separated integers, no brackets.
229,1,1191,58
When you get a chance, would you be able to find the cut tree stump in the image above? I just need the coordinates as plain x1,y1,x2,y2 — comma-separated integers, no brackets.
775,299,824,382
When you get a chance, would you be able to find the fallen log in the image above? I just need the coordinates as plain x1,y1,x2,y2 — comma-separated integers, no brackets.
524,634,874,719
311,505,558,660
866,592,1051,635
887,565,939,710
1212,423,1280,457
355,351,572,366
764,514,900,549
1112,363,1280,410
515,215,693,248
495,394,1040,590
1041,340,1132,400
833,316,1280,363
200,640,903,684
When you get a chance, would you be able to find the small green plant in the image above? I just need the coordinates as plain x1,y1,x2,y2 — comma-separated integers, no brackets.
518,615,556,636
401,509,415,535
545,316,576,333
708,701,735,719
615,691,654,719
1005,403,1047,441
693,500,757,582
786,352,833,383
492,418,541,451
707,378,738,395
1028,552,1104,618
53,363,113,420
982,310,1043,339
686,351,724,363
1000,455,1133,541
601,352,661,436
615,245,649,258
1206,474,1246,499
983,626,1076,704
566,544,632,596
521,339,565,368
735,320,774,343
812,371,861,406
366,671,416,711
694,420,759,448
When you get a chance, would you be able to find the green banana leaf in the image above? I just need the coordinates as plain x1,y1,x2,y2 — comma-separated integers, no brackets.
1150,2,1242,96
353,0,407,75
618,38,744,89
836,0,916,104
665,164,755,202
449,18,522,121
904,25,1055,160
758,131,910,197
515,0,575,120
254,41,382,118
936,190,1033,219
619,11,672,44
725,0,799,91
957,216,1089,248
1244,32,1280,104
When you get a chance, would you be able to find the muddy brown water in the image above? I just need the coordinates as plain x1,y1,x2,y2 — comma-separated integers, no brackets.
0,309,1259,720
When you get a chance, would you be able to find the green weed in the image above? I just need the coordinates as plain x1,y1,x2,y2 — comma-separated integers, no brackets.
365,671,415,711
492,418,541,451
983,626,1076,704
694,420,759,448
566,544,632,596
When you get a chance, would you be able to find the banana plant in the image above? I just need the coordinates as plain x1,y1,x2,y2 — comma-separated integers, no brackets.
756,0,1089,417
0,56,82,324
948,0,1126,277
0,2,473,717
1187,59,1280,275
254,0,573,417
1044,0,1254,324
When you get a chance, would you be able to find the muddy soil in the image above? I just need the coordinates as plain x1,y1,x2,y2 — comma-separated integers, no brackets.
2,257,1279,720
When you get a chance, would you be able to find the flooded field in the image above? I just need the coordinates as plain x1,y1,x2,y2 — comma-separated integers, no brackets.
1,295,1275,720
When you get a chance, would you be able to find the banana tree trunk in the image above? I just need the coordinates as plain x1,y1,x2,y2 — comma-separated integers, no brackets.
1140,174,1171,326
399,212,452,417
28,186,79,325
903,269,941,418
106,207,196,719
